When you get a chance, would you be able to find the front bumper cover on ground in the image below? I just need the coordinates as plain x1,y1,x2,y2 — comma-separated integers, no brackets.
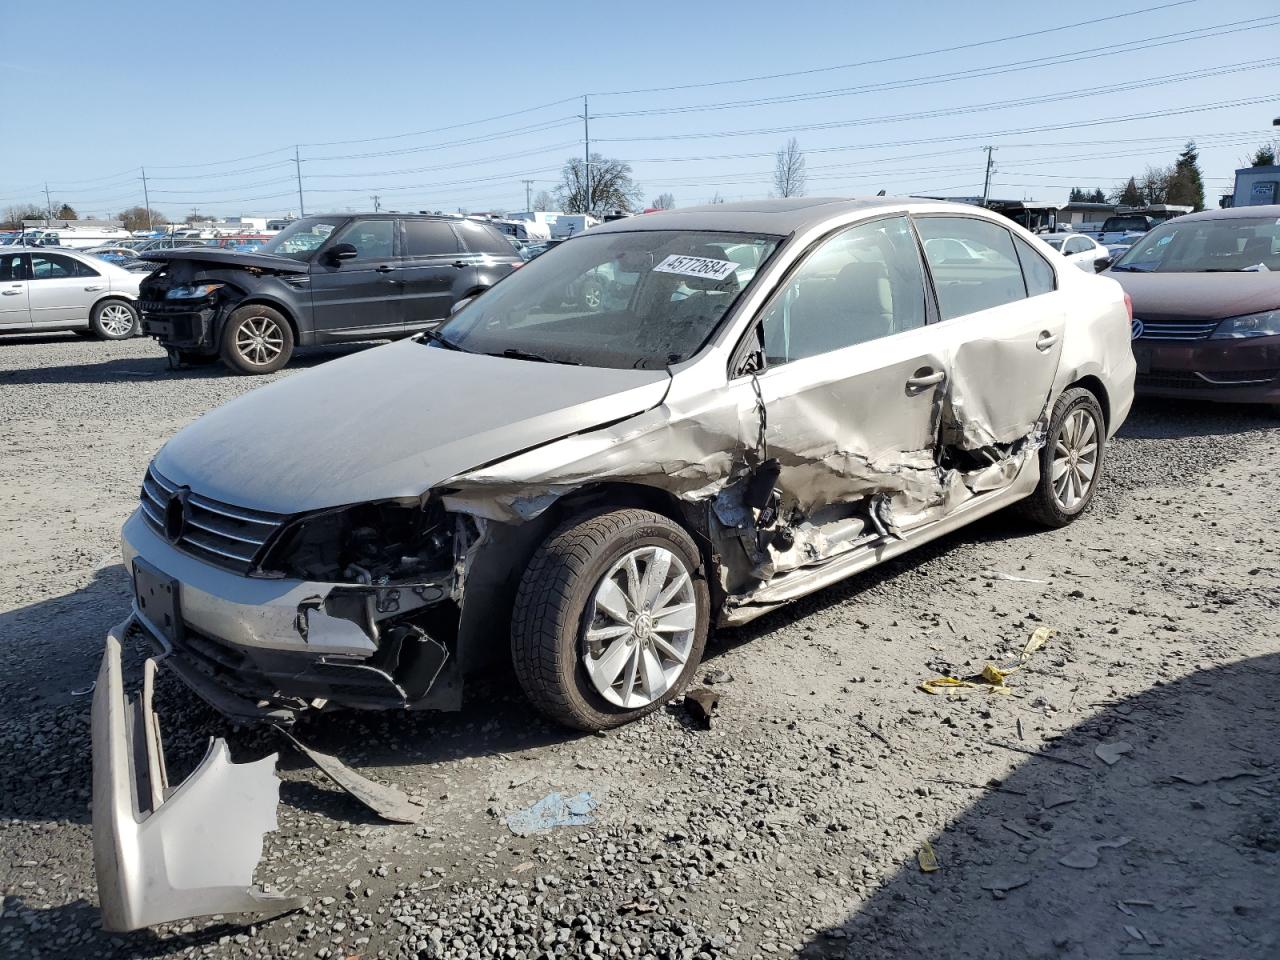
92,619,304,932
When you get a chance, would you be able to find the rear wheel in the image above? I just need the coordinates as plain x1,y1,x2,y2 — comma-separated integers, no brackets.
511,508,710,731
1018,387,1106,527
219,304,293,374
90,299,139,340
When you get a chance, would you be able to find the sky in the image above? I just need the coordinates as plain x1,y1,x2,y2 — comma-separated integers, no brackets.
2,0,1278,221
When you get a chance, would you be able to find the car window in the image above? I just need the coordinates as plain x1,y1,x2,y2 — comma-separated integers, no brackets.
759,215,927,366
0,252,24,281
1114,216,1280,273
334,220,395,260
915,217,1026,320
455,221,516,256
1014,236,1056,295
403,219,461,257
29,253,82,280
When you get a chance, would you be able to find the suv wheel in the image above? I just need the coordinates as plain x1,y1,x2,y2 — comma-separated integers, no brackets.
1018,387,1107,527
220,305,293,374
90,299,139,340
511,508,710,732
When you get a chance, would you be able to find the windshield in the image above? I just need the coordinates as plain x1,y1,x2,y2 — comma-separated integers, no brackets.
1043,237,1066,251
1112,217,1280,273
433,230,782,369
258,217,345,260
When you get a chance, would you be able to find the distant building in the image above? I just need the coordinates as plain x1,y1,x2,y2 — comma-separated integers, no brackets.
1230,165,1280,207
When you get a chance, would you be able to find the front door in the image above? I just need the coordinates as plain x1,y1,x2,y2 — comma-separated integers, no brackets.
309,218,400,340
27,251,99,327
0,252,30,330
397,218,465,330
915,215,1066,447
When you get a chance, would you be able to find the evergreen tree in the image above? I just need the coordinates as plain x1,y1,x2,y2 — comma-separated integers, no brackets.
1167,141,1205,211
1115,177,1143,207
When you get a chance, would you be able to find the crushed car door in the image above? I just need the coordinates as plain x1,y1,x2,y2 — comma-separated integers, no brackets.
731,215,947,556
309,218,400,340
915,216,1066,450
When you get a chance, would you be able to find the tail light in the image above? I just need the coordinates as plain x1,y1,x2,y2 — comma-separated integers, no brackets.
1123,292,1133,322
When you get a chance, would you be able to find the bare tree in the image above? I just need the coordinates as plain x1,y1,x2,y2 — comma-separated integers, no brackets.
556,153,643,216
709,192,726,204
532,189,555,212
773,138,807,198
650,192,675,210
117,206,167,232
1,203,45,229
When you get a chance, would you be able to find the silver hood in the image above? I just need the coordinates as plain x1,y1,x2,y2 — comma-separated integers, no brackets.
155,339,671,514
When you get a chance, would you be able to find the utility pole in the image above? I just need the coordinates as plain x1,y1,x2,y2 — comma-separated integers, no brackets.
294,145,305,217
981,146,997,207
370,194,381,213
43,183,53,223
522,179,534,210
141,167,153,231
582,95,591,217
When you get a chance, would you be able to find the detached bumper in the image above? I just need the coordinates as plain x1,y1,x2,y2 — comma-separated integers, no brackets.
1133,336,1280,404
139,300,218,351
92,621,305,932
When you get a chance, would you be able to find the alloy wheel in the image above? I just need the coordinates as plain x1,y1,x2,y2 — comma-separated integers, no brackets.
1051,407,1100,511
583,546,697,709
99,303,135,337
234,316,285,366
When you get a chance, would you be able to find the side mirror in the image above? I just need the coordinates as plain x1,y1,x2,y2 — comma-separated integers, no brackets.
1095,258,1112,273
327,242,358,263
449,296,473,316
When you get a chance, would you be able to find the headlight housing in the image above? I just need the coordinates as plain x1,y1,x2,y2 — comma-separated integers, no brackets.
164,283,225,300
1210,310,1280,340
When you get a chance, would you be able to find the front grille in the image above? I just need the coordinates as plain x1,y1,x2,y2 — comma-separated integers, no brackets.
1134,317,1218,341
1140,369,1280,391
139,465,286,573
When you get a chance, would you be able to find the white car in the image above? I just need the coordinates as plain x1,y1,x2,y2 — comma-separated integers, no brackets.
0,246,143,339
1041,233,1112,273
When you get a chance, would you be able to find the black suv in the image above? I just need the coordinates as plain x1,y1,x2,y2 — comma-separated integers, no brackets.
138,214,521,373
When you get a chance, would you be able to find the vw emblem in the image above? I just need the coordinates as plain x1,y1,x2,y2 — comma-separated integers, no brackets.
163,488,190,544
1131,318,1144,340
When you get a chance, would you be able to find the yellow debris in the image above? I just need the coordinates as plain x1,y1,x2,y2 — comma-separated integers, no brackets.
918,840,940,873
1022,626,1056,659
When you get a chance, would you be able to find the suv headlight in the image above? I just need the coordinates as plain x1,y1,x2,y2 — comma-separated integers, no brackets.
164,283,225,300
1210,310,1280,340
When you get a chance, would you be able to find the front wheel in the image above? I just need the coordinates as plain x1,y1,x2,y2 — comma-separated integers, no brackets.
511,508,710,732
90,299,139,340
1018,387,1107,528
219,305,293,375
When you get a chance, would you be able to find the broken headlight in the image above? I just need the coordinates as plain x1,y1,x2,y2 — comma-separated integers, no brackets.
255,500,455,584
165,283,226,300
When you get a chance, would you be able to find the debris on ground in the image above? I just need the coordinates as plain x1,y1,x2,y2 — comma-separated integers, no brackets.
280,729,423,824
1168,768,1264,786
684,687,721,728
919,663,1010,695
982,569,1048,584
1095,741,1134,766
980,874,1032,898
917,840,939,872
503,791,598,836
702,668,734,684
1022,626,1055,658
1058,836,1132,869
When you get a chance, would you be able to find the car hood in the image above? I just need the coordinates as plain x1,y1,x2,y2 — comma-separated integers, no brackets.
139,248,310,274
154,339,672,514
1106,270,1280,321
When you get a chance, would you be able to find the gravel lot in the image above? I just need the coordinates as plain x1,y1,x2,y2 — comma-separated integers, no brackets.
2,333,1278,960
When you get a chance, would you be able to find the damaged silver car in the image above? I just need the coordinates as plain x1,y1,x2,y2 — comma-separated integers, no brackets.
96,197,1134,925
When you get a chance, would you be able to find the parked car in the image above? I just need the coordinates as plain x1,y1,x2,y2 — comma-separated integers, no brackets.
138,213,523,373
85,244,143,266
0,246,142,338
1106,204,1280,408
1040,233,1112,272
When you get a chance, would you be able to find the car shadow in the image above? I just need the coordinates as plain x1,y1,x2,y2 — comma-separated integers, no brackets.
1118,395,1278,440
0,341,388,386
797,651,1280,959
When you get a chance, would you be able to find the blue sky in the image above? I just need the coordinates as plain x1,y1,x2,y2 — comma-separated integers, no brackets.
2,0,1277,219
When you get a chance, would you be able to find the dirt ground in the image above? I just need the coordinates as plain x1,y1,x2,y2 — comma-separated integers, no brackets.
2,333,1278,960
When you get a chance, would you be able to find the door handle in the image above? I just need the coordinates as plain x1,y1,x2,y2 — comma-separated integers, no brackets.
1,289,21,296
905,368,946,394
375,264,396,273
1036,332,1059,351
83,284,104,291
451,260,468,269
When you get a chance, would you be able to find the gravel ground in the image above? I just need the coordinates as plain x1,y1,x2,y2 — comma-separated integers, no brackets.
2,333,1278,960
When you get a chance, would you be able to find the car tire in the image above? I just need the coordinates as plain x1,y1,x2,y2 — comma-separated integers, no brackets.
90,299,139,340
511,508,710,732
219,305,293,375
1018,386,1107,528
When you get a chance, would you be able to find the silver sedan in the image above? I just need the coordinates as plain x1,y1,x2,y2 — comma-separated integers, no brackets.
0,245,143,339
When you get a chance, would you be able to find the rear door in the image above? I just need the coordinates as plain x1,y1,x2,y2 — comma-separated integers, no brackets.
27,252,100,327
397,218,464,331
0,252,30,329
308,218,400,339
915,215,1066,447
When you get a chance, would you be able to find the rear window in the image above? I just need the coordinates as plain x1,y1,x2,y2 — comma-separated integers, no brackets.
1102,216,1150,233
402,219,460,257
456,221,518,256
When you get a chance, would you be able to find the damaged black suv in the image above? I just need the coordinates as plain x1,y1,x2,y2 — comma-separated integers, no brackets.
138,213,521,373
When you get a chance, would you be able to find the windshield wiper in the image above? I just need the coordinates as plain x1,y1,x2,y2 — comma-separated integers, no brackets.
418,328,468,351
1107,264,1147,272
493,347,580,365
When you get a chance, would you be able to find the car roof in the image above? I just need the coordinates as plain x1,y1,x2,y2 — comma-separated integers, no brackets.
589,196,979,236
1161,204,1280,223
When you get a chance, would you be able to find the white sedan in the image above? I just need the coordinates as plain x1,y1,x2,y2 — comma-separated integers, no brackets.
1041,233,1112,272
0,246,143,339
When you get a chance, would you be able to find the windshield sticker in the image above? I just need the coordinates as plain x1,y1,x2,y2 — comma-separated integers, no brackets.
313,224,334,237
652,254,738,282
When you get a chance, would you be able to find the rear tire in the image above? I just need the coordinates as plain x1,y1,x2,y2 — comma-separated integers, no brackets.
511,508,710,732
1018,387,1107,528
90,299,139,340
219,305,293,375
